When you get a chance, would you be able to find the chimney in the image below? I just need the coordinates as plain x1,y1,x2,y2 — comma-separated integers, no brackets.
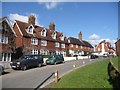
79,32,82,41
28,15,35,26
49,22,55,30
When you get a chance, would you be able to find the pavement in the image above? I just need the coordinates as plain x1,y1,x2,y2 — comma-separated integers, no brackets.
1,58,101,89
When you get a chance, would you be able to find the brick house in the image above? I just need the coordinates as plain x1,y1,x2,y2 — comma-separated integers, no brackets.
13,15,68,59
115,39,120,56
68,32,94,56
95,40,115,55
0,17,16,62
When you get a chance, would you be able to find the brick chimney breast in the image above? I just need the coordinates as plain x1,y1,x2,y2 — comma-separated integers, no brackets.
79,32,82,41
28,15,35,26
49,22,55,30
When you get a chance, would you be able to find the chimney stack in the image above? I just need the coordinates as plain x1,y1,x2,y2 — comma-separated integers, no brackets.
28,15,35,26
49,22,55,30
79,32,82,41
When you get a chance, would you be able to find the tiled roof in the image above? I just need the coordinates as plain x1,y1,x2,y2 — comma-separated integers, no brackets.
82,40,94,48
15,20,68,43
68,37,93,48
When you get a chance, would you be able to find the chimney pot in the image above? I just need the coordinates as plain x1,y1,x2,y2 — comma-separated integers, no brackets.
79,32,82,41
49,22,55,30
28,15,35,25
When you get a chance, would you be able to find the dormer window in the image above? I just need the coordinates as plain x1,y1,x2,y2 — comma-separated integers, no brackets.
41,28,46,37
27,25,34,34
60,34,64,41
52,31,56,39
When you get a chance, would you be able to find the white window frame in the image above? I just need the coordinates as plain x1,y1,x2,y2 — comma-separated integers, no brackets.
27,25,34,34
60,34,64,41
76,45,78,48
68,39,70,43
71,44,73,47
52,32,56,39
32,49,38,54
31,38,38,45
61,43,65,48
41,28,46,37
41,40,47,46
81,46,83,49
40,49,48,55
55,42,60,47
0,34,8,44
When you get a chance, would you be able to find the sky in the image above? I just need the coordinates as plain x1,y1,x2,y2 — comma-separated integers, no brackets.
2,1,119,47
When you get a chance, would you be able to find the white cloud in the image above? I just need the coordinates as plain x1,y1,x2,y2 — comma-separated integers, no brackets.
38,0,60,10
8,13,41,26
45,2,59,9
88,34,116,48
9,13,28,25
89,34,100,40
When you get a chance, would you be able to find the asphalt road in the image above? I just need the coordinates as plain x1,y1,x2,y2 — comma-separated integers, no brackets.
2,58,101,89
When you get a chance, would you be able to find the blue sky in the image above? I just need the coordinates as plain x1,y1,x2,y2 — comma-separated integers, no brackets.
2,2,119,46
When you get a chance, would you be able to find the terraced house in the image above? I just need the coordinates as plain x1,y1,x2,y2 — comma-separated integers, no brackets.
68,32,94,56
13,15,68,58
1,15,94,60
0,17,16,62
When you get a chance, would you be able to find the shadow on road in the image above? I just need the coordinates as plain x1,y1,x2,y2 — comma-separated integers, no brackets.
34,72,54,90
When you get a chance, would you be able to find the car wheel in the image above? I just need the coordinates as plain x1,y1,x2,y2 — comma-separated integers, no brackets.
38,63,42,67
22,65,27,71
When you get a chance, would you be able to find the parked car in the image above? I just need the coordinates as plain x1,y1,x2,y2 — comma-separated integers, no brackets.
103,53,109,58
10,54,43,70
46,54,64,65
90,54,98,59
0,65,4,75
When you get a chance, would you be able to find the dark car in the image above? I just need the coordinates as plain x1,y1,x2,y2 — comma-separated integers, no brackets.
90,54,98,59
10,54,43,70
0,65,4,75
46,54,64,65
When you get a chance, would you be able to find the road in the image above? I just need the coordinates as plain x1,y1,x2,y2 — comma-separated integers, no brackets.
1,58,101,89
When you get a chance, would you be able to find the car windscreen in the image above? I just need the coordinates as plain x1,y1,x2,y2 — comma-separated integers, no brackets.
20,55,33,59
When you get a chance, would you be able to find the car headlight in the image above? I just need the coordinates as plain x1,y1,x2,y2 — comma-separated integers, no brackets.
17,62,20,64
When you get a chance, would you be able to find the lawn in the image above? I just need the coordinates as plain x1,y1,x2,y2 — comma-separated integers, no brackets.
50,57,119,88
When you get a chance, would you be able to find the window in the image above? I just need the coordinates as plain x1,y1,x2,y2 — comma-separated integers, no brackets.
41,29,46,37
81,46,83,49
32,49,38,54
27,25,34,34
40,50,48,55
68,39,70,43
98,48,100,51
52,32,56,39
55,42,60,47
60,35,64,41
31,38,38,45
41,40,47,46
61,43,65,48
70,44,73,47
76,45,78,48
0,34,8,44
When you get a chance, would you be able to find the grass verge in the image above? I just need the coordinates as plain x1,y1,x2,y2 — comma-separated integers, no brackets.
46,57,119,88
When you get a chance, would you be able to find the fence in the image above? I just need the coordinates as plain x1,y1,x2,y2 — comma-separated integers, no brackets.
108,61,120,89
